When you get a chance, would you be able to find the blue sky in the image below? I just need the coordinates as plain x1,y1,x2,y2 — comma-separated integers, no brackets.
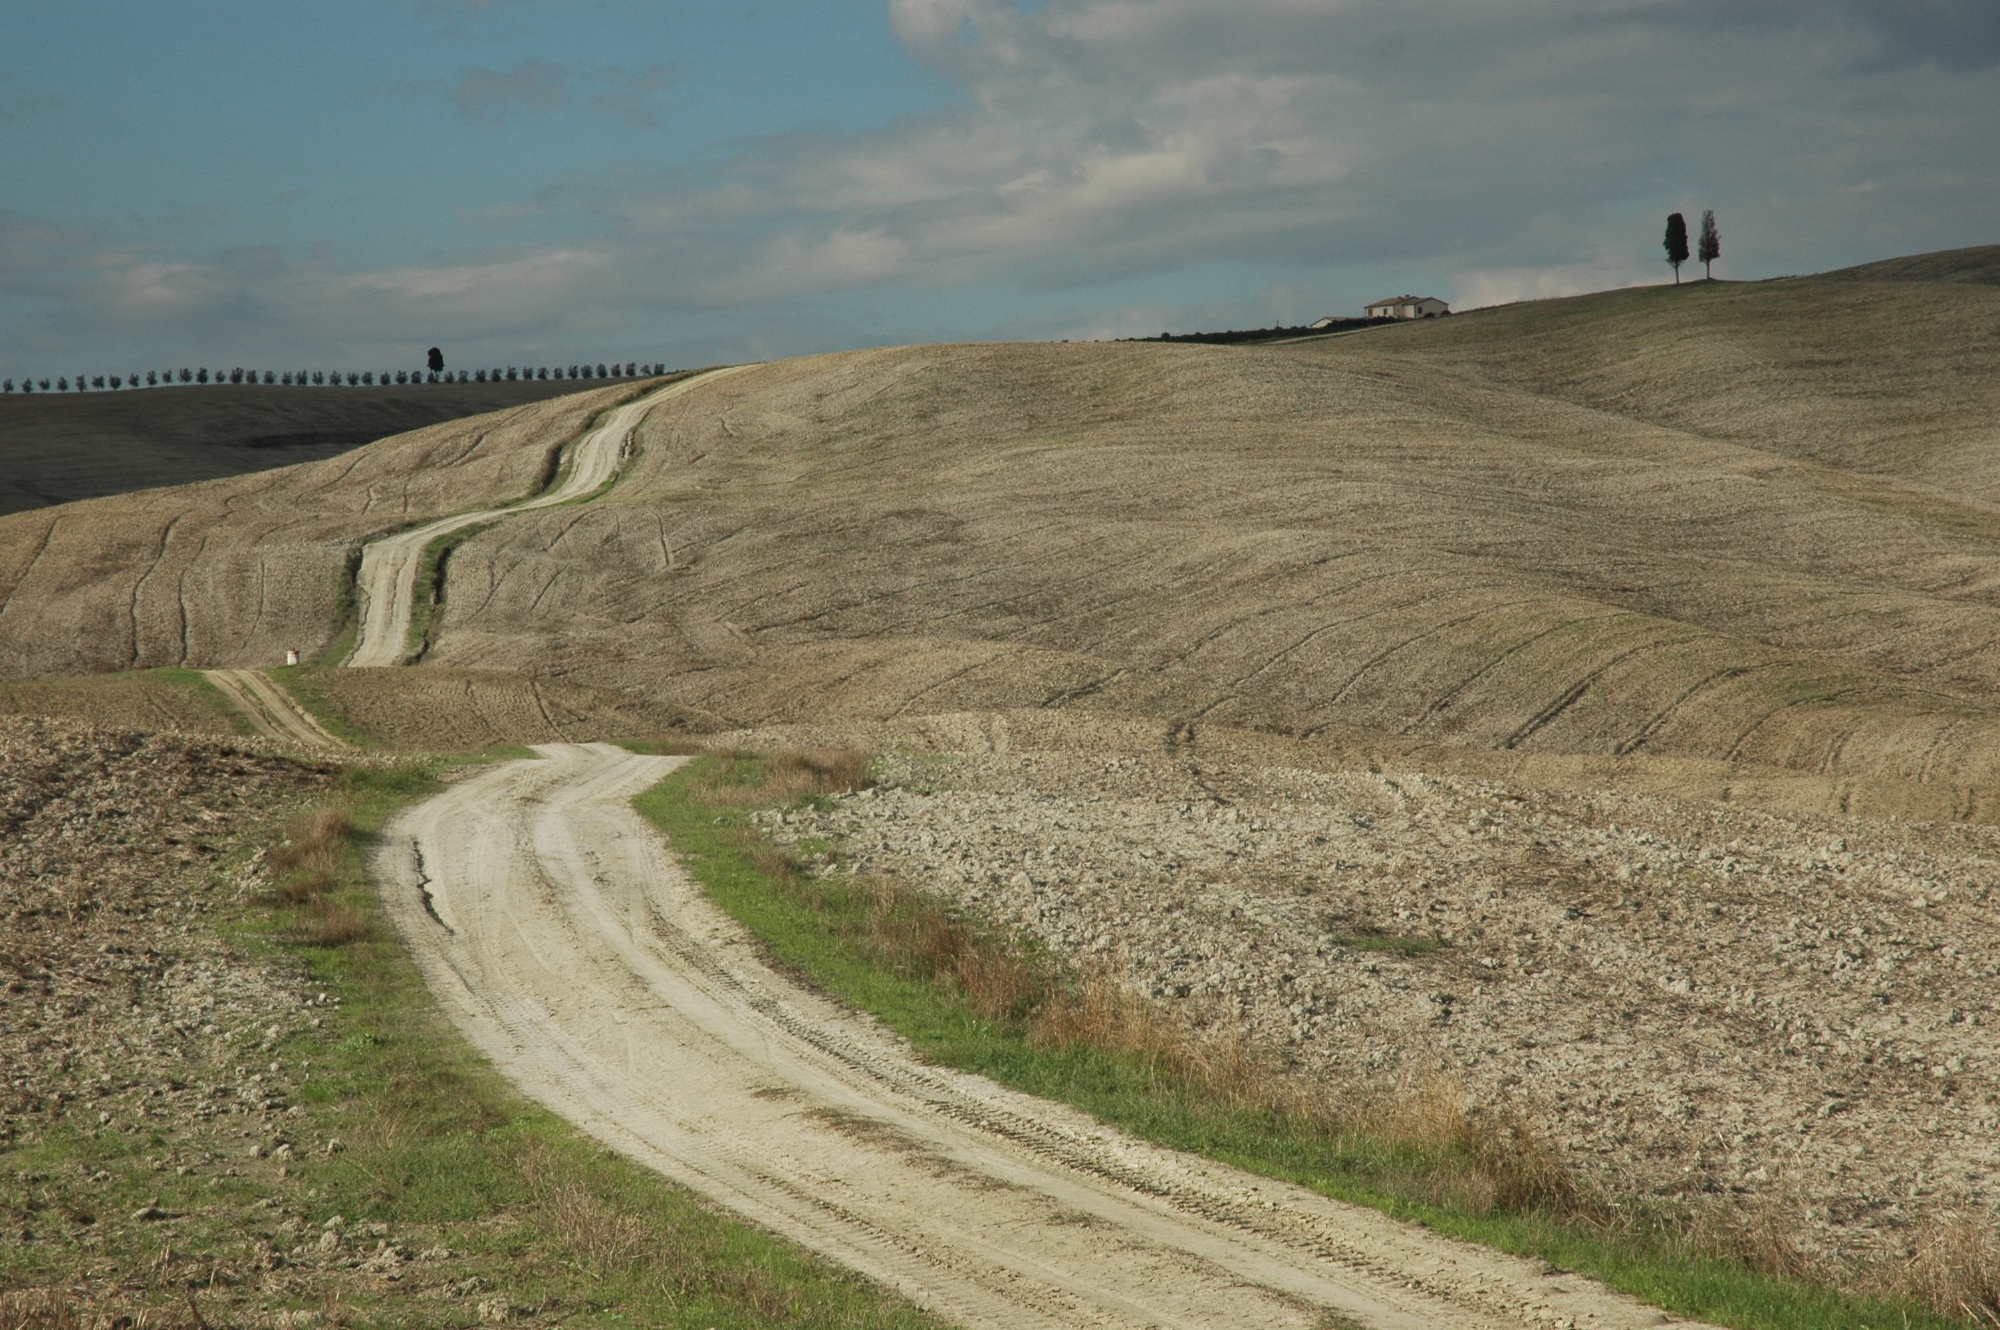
4,0,1998,376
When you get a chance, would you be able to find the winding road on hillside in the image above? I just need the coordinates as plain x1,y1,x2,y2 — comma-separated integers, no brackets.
378,742,1715,1330
345,366,751,668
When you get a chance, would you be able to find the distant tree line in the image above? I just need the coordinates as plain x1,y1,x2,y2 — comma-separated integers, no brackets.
2,361,666,395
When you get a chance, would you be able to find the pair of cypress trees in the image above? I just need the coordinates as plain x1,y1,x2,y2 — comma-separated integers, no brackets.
1664,211,1721,282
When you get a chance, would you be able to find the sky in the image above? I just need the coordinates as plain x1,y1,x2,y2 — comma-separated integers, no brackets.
3,0,1997,377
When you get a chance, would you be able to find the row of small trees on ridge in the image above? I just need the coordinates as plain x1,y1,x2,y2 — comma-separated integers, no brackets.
2,362,664,395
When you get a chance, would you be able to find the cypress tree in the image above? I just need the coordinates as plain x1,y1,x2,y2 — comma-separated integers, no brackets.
1698,210,1721,279
1664,213,1690,284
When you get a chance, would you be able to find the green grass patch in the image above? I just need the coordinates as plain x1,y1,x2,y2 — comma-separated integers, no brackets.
0,757,941,1329
319,544,365,666
404,522,498,663
146,666,250,733
633,752,1976,1330
269,664,375,748
1327,931,1442,956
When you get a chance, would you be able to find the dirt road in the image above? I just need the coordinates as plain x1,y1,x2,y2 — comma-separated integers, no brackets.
378,743,1716,1330
344,367,749,668
202,668,349,748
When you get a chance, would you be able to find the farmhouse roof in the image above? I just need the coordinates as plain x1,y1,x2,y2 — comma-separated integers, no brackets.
1368,294,1443,305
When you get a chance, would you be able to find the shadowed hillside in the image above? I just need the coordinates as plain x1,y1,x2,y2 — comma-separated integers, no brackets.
0,378,599,514
6,249,2000,803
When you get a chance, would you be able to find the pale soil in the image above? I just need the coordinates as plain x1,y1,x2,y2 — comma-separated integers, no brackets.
6,258,2000,795
378,742,1719,1330
344,369,734,668
722,711,2000,1272
0,720,610,1324
0,675,237,737
284,666,715,751
0,720,333,1275
0,381,649,680
202,670,351,749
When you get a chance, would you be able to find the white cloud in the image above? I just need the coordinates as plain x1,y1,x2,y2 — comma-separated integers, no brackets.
7,0,1998,368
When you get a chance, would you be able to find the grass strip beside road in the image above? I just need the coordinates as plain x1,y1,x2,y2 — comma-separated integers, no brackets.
2,754,942,1330
256,760,943,1330
634,750,1973,1330
150,666,253,735
270,665,375,750
403,522,497,664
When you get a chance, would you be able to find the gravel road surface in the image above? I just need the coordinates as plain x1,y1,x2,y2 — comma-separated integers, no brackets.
345,367,748,668
377,742,1716,1330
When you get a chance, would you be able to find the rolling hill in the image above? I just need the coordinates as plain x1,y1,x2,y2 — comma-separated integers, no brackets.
5,248,2000,805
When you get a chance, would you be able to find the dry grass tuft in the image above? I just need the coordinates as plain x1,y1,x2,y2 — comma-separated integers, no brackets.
1686,1195,1817,1284
0,1290,181,1330
1900,1211,2000,1326
266,806,353,876
269,869,334,907
290,902,371,947
694,749,874,806
0,1292,81,1330
700,749,1590,1227
260,801,369,945
520,1143,651,1281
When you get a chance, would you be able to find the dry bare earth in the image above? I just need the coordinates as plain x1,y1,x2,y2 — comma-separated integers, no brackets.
0,381,657,678
202,670,350,749
6,251,2000,805
382,741,1721,1330
345,368,748,668
4,250,2000,1315
0,675,237,738
287,666,714,750
0,380,594,516
0,719,334,1290
718,708,2000,1283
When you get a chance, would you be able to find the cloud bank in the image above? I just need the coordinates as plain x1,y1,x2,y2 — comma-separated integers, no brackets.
6,0,1997,367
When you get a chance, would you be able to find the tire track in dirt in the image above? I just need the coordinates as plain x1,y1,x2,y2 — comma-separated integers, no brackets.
344,367,753,668
377,742,1721,1330
203,669,351,749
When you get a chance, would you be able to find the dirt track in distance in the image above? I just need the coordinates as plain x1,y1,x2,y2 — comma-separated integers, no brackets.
378,743,1719,1330
10,256,2000,801
202,668,350,748
345,367,747,668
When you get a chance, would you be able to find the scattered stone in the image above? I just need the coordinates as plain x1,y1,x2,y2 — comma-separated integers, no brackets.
753,739,2000,1268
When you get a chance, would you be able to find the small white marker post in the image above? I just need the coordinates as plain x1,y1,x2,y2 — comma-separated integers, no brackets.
285,649,300,666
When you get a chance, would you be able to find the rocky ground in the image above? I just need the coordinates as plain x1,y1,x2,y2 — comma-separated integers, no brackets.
762,741,2000,1269
0,719,512,1324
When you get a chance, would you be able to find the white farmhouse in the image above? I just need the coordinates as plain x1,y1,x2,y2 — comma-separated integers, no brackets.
1365,295,1450,320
